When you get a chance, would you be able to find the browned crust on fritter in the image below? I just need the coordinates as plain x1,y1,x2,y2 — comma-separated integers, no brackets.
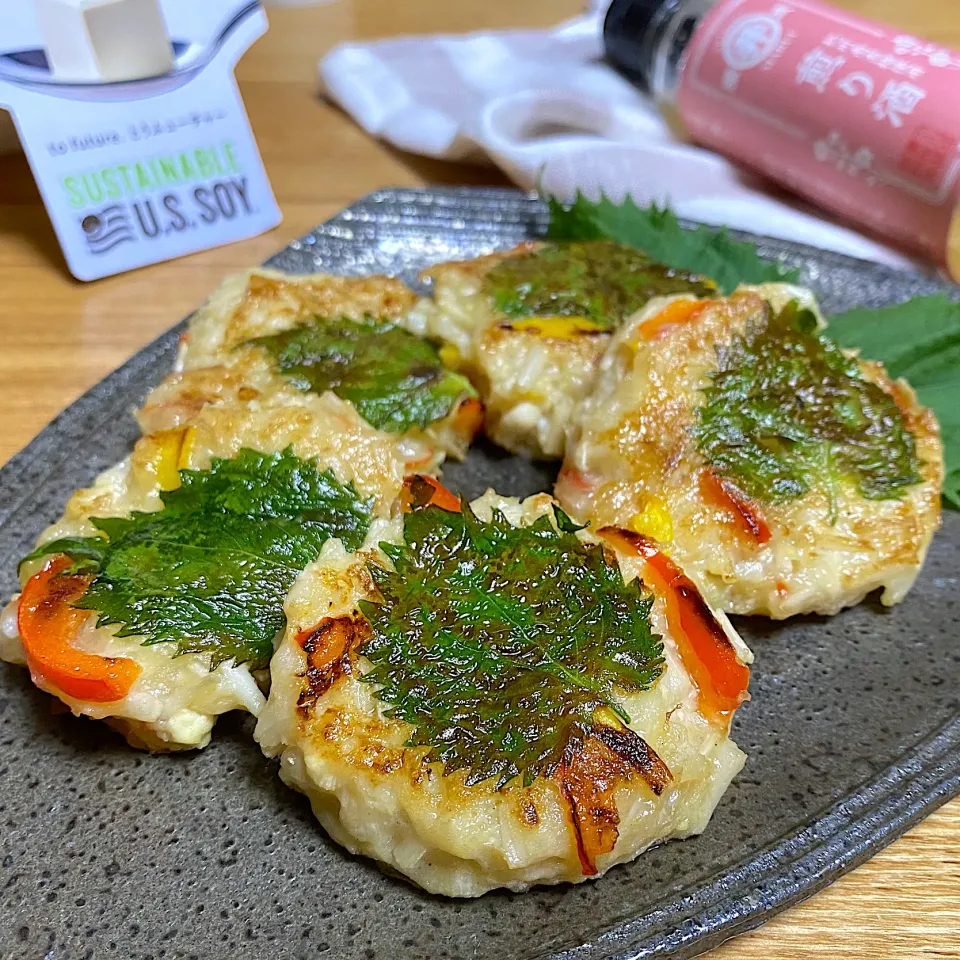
557,730,671,876
221,272,417,351
560,291,943,617
296,614,372,717
136,367,251,433
417,241,544,285
308,703,407,777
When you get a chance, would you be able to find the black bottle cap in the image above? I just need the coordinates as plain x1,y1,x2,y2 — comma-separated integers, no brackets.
603,0,680,93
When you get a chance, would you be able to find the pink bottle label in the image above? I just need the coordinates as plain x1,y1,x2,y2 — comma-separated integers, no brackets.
676,0,960,263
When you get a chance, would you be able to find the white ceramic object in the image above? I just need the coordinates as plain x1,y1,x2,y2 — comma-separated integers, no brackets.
34,0,173,83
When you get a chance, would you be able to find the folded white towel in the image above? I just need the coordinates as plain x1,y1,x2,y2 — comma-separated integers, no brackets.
319,5,916,269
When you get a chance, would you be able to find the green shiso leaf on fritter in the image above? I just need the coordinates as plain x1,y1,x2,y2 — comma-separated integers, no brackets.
358,501,665,789
21,448,373,669
483,238,715,329
248,316,477,433
694,301,922,509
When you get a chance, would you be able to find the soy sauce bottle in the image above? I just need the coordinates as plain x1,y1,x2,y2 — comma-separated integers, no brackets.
604,0,960,277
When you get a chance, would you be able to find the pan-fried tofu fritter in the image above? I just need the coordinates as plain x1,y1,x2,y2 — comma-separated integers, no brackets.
180,268,482,472
256,482,750,896
1,378,403,752
405,241,713,458
557,288,943,619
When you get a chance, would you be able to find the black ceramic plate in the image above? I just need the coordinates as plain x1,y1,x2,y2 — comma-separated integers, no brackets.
1,188,958,960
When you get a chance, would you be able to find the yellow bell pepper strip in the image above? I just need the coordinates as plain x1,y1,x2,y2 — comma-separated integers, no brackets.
451,396,484,441
504,316,606,339
134,426,196,492
628,495,674,543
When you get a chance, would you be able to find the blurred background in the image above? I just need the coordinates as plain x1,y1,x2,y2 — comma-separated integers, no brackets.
0,0,579,154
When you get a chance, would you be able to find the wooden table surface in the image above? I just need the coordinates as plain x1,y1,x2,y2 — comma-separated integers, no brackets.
0,1,958,956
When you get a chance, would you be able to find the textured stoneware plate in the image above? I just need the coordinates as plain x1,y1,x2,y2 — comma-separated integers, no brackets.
1,188,959,960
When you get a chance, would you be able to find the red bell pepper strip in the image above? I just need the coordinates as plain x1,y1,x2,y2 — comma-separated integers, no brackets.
18,556,141,703
698,469,771,544
598,527,750,727
401,475,462,513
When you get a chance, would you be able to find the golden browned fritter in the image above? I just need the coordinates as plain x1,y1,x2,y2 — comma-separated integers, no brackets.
180,268,482,472
405,241,713,458
557,287,943,619
1,374,404,751
256,483,751,895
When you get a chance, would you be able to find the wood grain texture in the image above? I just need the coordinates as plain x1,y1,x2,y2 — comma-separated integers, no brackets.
0,1,957,956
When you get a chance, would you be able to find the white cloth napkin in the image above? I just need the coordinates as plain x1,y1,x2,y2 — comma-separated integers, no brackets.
319,5,916,269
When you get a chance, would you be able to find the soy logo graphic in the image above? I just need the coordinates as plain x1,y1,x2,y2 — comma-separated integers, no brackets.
79,203,136,255
64,142,256,253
